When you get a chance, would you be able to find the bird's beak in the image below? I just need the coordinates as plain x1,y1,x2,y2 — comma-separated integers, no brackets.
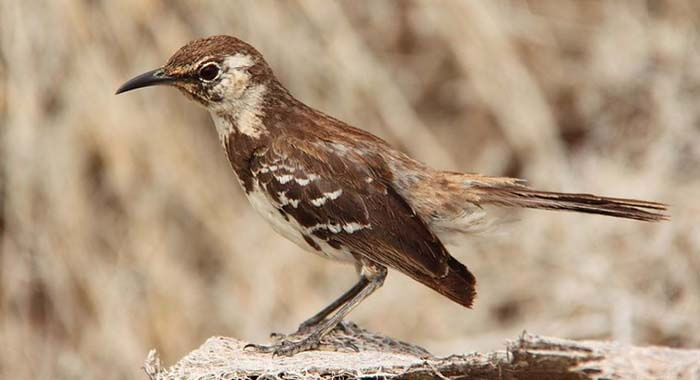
115,68,177,94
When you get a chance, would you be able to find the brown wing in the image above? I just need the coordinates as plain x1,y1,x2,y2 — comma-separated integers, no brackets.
251,135,476,307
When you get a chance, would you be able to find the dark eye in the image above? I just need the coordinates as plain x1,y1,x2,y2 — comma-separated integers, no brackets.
198,63,220,81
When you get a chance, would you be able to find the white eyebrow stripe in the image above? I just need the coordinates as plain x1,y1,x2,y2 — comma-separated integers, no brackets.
223,53,254,69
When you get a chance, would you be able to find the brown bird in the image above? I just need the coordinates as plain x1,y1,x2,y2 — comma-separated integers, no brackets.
116,35,668,356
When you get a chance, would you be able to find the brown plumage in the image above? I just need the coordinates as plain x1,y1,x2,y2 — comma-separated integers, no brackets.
472,185,667,222
250,135,477,308
116,35,669,355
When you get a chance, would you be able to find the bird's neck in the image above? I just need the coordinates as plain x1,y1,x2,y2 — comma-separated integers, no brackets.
210,83,268,143
209,79,297,143
209,79,297,193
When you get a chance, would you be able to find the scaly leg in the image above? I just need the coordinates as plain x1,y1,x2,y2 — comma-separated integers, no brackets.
292,277,370,335
248,262,387,356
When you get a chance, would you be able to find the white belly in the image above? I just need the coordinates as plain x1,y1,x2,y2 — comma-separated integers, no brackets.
245,184,308,248
244,183,355,263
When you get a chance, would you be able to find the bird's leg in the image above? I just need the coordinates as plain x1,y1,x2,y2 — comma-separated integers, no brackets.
248,262,387,356
268,278,368,339
292,277,370,335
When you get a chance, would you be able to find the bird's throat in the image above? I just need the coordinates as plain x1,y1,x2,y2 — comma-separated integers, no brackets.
210,83,268,144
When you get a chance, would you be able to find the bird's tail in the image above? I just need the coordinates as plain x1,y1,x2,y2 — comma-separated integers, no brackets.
410,254,477,309
471,185,668,222
439,255,478,308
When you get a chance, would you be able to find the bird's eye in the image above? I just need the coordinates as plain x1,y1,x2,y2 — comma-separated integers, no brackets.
198,63,220,81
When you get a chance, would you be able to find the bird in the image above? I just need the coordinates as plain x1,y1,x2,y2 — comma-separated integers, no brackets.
116,35,668,356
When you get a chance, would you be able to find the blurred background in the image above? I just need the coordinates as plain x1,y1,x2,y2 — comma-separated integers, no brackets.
2,1,699,378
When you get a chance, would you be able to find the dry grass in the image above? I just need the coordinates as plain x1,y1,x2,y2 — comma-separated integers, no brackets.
1,1,699,379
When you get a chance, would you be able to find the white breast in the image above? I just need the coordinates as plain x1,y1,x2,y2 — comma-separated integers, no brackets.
244,183,356,263
245,184,307,248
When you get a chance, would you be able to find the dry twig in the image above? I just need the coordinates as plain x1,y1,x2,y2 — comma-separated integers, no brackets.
144,322,700,380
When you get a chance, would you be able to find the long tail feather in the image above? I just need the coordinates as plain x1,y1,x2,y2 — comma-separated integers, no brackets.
473,186,669,222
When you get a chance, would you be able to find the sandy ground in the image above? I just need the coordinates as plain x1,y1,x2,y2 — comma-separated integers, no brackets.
1,1,699,379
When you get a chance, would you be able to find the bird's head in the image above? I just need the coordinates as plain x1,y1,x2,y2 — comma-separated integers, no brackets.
116,35,273,113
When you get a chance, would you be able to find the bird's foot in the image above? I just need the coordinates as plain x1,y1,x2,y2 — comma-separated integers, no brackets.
293,318,323,335
245,333,321,356
269,318,326,340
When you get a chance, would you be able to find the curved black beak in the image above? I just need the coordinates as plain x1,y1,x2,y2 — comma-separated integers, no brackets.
115,68,177,95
